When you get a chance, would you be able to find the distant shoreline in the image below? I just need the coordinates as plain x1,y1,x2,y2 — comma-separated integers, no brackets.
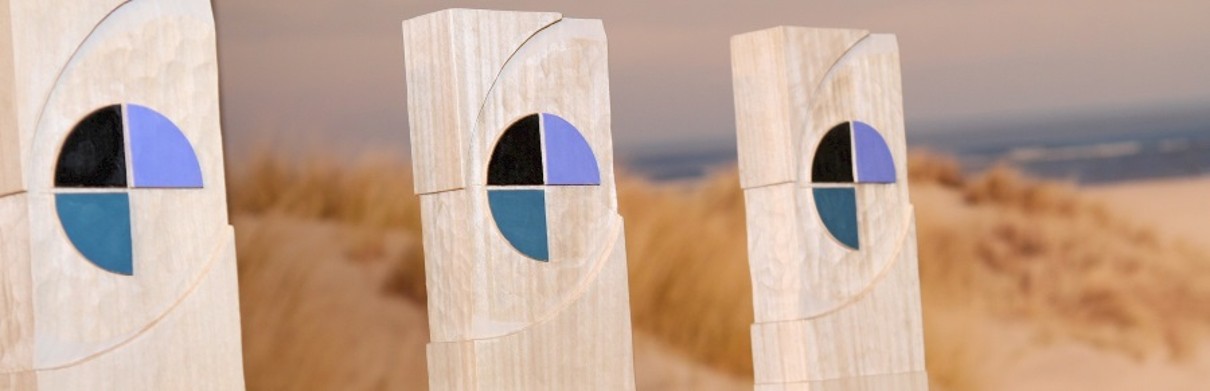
621,150,1210,186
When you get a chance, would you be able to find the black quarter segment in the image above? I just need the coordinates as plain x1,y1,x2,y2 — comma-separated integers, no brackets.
812,122,855,183
55,105,128,188
487,114,545,186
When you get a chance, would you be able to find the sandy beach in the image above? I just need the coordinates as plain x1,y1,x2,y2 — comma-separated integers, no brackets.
228,155,1210,390
981,175,1210,391
1090,176,1210,249
917,170,1210,391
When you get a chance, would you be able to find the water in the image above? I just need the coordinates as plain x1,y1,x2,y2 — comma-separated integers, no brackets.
912,109,1210,184
915,128,1210,184
622,110,1210,185
623,143,737,181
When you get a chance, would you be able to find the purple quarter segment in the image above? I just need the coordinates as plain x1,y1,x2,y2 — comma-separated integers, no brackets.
853,121,896,183
127,104,203,188
542,113,600,185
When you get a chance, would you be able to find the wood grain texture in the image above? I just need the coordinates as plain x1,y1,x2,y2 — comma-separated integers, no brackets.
754,371,928,391
732,27,929,389
0,0,244,389
0,194,34,377
731,27,867,189
403,9,636,390
35,229,244,391
403,9,561,195
0,0,128,195
0,0,22,195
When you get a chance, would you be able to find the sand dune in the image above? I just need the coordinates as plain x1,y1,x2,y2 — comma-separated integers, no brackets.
236,216,427,390
911,155,1210,390
1089,177,1210,250
229,153,1210,390
233,215,749,391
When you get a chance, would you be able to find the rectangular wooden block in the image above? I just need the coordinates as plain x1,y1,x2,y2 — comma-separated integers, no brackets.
402,9,562,194
756,372,928,391
472,235,636,390
0,374,36,391
404,9,636,390
0,1,245,389
751,224,926,384
733,25,929,390
0,0,22,195
0,193,34,379
419,190,476,342
0,0,130,195
428,342,478,391
731,27,868,189
32,230,245,390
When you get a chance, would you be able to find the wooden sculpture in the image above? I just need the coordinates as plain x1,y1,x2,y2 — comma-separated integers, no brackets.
731,27,929,390
402,9,637,391
0,1,245,389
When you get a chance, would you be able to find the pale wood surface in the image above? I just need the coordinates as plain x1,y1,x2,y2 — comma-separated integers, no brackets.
731,27,867,190
754,371,928,391
404,9,636,391
732,27,929,389
0,0,244,389
35,229,245,391
0,194,34,377
403,9,561,195
0,0,19,195
0,0,127,195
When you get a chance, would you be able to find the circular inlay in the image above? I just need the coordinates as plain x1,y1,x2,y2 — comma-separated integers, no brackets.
809,121,897,250
486,113,601,261
54,104,203,275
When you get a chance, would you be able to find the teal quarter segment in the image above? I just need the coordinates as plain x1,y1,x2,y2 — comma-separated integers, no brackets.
813,188,860,250
55,193,134,275
488,189,550,261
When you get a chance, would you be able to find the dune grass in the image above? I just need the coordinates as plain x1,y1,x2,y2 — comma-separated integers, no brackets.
228,151,1210,387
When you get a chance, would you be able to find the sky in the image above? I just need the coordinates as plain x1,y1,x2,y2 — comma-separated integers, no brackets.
210,0,1210,162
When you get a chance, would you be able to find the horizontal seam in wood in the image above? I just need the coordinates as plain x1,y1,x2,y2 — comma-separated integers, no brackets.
416,186,467,196
743,180,795,191
754,369,927,385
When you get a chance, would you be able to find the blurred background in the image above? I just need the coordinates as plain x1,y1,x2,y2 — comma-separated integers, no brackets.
210,1,1210,390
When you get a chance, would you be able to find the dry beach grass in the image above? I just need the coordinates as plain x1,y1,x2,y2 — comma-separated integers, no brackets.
228,152,1210,390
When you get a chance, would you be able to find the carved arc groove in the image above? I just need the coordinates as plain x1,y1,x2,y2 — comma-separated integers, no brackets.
27,0,133,177
795,33,871,183
782,34,914,317
474,214,623,340
1,226,234,373
468,18,563,162
800,208,914,321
